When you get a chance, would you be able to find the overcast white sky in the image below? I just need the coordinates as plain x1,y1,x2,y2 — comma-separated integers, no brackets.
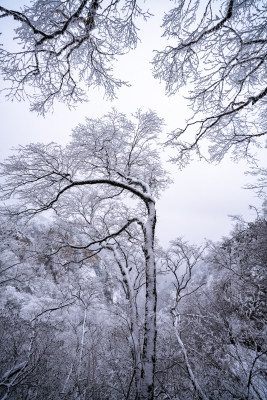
0,0,264,246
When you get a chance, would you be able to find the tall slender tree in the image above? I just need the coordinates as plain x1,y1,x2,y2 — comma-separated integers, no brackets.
0,109,170,400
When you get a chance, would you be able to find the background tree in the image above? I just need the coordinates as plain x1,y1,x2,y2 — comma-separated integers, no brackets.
155,239,208,400
151,212,267,399
153,0,267,166
0,215,139,400
0,0,150,114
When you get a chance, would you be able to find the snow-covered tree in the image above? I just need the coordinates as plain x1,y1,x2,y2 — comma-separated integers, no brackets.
176,215,267,399
0,109,170,400
156,239,208,400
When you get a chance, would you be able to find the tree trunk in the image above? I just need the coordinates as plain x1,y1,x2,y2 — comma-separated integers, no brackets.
138,200,157,400
174,315,208,400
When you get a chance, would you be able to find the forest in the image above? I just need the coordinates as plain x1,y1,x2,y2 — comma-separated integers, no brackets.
0,1,266,399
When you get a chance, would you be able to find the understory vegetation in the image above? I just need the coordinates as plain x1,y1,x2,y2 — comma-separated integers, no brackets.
0,208,266,399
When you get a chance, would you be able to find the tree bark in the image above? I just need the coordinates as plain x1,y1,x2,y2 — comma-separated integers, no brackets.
138,200,157,400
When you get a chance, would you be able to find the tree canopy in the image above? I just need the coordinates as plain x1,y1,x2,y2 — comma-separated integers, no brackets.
153,0,267,165
1,0,266,164
0,0,150,114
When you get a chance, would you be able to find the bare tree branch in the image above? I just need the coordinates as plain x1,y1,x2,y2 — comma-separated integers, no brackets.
0,1,151,114
153,0,267,165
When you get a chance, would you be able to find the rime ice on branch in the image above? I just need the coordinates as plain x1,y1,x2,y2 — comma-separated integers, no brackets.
153,0,267,165
0,1,151,114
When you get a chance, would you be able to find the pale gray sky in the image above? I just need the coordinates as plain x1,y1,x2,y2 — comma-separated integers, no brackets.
0,0,264,246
